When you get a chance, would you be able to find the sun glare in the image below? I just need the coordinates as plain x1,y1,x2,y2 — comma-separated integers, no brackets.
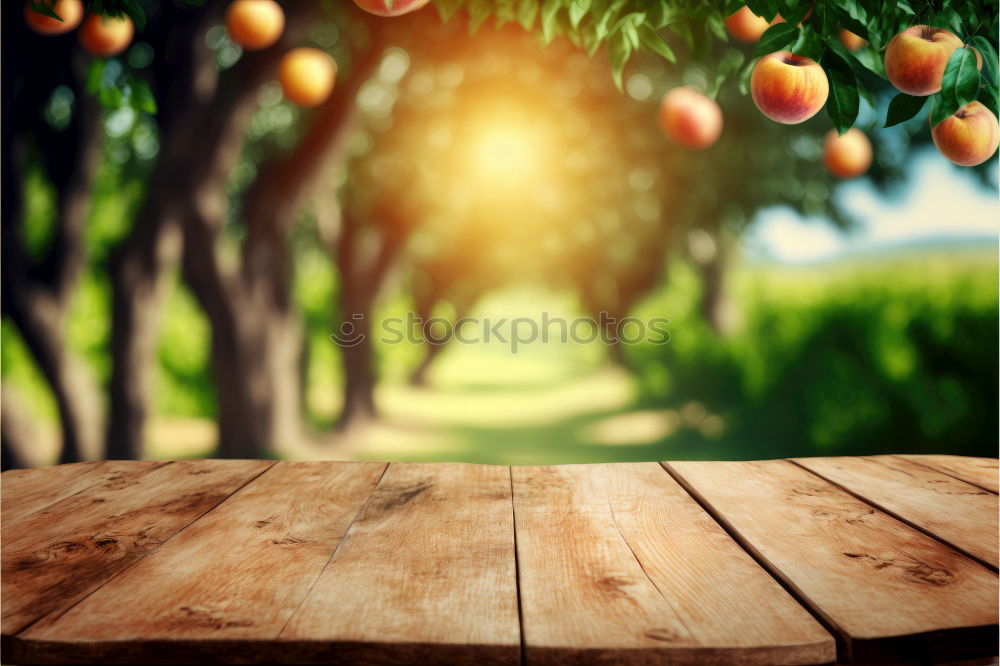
471,123,545,184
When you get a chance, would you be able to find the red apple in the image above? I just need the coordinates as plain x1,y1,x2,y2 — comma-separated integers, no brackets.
931,101,1000,166
823,128,873,178
883,26,980,96
353,0,430,17
658,87,723,150
750,52,829,124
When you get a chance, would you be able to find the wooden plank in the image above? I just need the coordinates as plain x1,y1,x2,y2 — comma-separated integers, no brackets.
667,460,999,664
512,462,835,665
277,462,520,665
1,459,272,637
2,461,166,525
794,456,999,569
11,461,386,665
900,455,999,494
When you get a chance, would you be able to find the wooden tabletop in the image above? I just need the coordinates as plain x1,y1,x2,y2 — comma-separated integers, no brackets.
1,455,997,665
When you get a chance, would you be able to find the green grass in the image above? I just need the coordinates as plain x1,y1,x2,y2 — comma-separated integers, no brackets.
3,247,997,465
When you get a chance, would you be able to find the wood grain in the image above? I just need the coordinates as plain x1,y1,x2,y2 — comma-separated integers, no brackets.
12,461,386,664
1,461,165,525
1,459,272,637
794,456,999,568
667,460,999,664
900,455,999,494
278,462,520,665
512,462,834,665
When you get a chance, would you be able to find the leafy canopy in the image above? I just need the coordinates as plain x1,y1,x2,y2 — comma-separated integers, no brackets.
38,0,1000,133
434,0,999,133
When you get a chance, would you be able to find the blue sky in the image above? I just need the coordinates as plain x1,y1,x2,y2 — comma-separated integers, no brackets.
743,150,1000,264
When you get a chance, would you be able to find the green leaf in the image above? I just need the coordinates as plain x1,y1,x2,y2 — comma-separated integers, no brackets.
753,22,799,59
608,30,632,91
823,50,860,134
831,6,869,42
884,92,926,127
29,1,62,20
637,25,675,62
707,48,745,98
594,0,627,42
515,0,537,29
745,0,778,22
896,1,915,16
124,0,146,30
85,59,106,95
466,0,491,33
707,12,728,43
130,76,157,114
931,7,964,37
738,57,756,95
932,46,982,125
568,0,590,29
434,0,464,22
97,84,123,109
977,84,999,116
971,36,998,88
929,93,955,126
612,12,644,51
539,0,561,44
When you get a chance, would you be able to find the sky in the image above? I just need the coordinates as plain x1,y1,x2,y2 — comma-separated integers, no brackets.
743,150,1000,264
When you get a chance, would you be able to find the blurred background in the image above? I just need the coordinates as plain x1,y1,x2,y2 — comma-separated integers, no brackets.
2,1,997,468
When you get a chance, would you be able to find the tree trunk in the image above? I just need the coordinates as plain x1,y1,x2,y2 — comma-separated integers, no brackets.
1,385,34,470
339,311,378,426
5,289,104,463
106,4,310,459
1,15,104,464
698,240,727,334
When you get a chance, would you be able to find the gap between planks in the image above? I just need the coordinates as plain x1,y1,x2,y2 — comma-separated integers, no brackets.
787,458,999,573
901,456,1000,495
8,460,279,637
508,466,528,666
272,461,391,639
658,461,848,658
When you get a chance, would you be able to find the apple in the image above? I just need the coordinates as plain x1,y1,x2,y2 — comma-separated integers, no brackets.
353,0,431,17
24,0,83,35
78,14,133,57
279,48,336,108
225,0,285,51
658,87,723,150
931,101,1000,167
838,29,866,51
750,52,829,124
724,6,771,43
884,26,983,96
823,128,873,178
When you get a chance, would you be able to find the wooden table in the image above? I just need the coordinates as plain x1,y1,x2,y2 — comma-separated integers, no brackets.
2,456,997,665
